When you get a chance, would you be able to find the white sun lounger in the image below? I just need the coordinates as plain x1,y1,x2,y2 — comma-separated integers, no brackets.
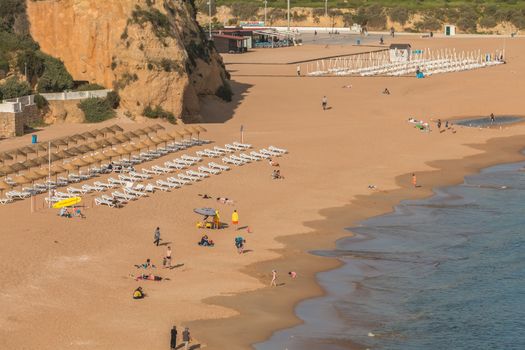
260,148,281,157
0,197,14,205
94,181,115,189
225,144,244,151
250,151,269,159
112,191,136,201
130,171,152,179
233,141,252,149
214,146,233,153
230,155,250,163
164,161,186,170
67,187,88,195
152,165,173,173
187,170,209,178
222,157,243,166
157,180,181,189
209,162,230,171
119,174,142,182
239,153,259,162
124,187,148,197
196,150,218,158
6,190,32,199
268,145,288,154
142,168,163,175
83,184,105,192
167,177,189,186
148,183,170,192
108,177,128,186
198,166,220,175
181,154,202,162
173,158,194,166
178,173,201,182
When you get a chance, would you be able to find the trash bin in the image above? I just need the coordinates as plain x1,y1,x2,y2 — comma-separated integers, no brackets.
31,135,37,144
357,39,361,45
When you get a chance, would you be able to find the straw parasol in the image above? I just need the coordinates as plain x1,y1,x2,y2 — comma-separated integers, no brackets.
195,125,207,132
21,159,39,169
133,141,149,150
61,136,77,145
20,146,37,157
142,126,155,134
100,127,115,137
97,139,112,148
7,148,28,160
91,129,104,138
85,142,101,151
81,131,96,140
150,136,164,144
114,147,131,156
0,164,15,176
109,124,124,132
10,162,27,173
141,138,157,149
33,153,63,166
51,138,68,147
157,133,173,142
11,175,31,186
133,128,148,136
0,180,11,195
24,171,45,181
168,130,184,139
61,163,78,172
123,131,140,139
93,153,109,162
71,134,86,142
115,134,131,143
75,144,93,154
64,147,82,156
71,158,90,167
103,149,120,159
55,150,76,159
31,144,48,157
151,123,165,131
0,152,13,163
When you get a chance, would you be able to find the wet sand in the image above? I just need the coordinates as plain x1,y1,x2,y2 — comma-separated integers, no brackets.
1,35,525,350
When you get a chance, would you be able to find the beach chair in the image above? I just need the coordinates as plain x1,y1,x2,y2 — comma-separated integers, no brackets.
119,174,141,182
239,153,259,162
67,187,88,195
6,190,32,199
124,187,148,197
44,196,62,204
259,148,281,157
0,197,13,205
233,141,252,149
181,154,202,162
214,146,232,154
149,183,170,192
164,161,186,170
83,184,105,192
142,168,163,175
187,170,209,178
152,165,173,173
67,174,81,183
268,145,288,154
173,158,194,166
108,177,127,186
209,162,230,171
172,142,188,150
94,181,115,189
225,144,244,151
112,191,136,201
95,197,117,207
196,150,216,158
130,171,152,180
231,155,250,163
178,173,201,182
55,191,71,198
222,157,243,166
157,180,181,189
198,166,220,175
250,151,270,159
167,177,189,186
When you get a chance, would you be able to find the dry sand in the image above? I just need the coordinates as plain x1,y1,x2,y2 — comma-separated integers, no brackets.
1,35,525,350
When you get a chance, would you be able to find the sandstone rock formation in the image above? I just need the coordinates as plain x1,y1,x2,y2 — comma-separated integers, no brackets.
27,0,230,121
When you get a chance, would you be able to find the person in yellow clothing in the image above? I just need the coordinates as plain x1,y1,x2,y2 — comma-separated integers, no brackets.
231,210,239,226
214,210,220,229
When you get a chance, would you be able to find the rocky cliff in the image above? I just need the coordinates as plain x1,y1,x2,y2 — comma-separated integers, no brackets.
27,0,230,121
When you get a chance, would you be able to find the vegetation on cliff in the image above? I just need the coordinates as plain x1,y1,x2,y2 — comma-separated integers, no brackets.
0,0,74,99
201,0,525,33
78,97,116,123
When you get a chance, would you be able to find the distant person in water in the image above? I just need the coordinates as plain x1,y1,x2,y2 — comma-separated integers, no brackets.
490,113,496,123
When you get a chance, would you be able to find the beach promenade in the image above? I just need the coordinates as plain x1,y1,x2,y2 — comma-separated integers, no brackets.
1,35,525,350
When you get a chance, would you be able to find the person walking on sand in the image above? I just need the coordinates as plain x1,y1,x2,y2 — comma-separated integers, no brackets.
153,227,161,246
322,96,328,110
232,209,239,226
182,327,191,350
170,326,178,350
165,246,172,268
270,269,278,287
490,113,496,123
412,173,417,188
296,65,301,76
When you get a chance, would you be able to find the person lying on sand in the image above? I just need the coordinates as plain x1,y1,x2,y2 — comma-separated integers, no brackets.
133,287,145,299
268,159,279,167
198,235,214,247
58,207,72,218
131,273,168,281
199,194,212,199
217,197,235,205
134,258,155,269
342,84,352,89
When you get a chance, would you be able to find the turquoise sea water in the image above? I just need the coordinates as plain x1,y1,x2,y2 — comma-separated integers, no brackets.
256,157,525,350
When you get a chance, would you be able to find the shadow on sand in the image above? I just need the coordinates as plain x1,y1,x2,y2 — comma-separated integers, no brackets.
198,80,252,124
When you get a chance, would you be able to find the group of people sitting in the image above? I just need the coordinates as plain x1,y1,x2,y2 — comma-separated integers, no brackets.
272,169,284,180
58,206,85,218
198,235,214,247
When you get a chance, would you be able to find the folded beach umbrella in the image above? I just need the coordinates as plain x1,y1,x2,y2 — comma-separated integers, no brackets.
109,124,124,132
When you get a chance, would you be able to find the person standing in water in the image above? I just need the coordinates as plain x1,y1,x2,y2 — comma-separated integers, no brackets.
412,173,417,188
490,113,496,123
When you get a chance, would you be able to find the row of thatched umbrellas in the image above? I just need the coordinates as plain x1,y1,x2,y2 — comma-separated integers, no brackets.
0,124,207,193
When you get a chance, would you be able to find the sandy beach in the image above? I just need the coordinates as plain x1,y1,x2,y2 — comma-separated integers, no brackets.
1,35,525,350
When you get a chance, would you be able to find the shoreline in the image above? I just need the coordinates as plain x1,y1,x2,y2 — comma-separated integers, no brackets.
190,134,525,349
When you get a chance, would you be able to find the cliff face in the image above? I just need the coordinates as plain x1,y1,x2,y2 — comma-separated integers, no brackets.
27,0,229,120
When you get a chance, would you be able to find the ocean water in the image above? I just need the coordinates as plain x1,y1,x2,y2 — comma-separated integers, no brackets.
255,158,525,350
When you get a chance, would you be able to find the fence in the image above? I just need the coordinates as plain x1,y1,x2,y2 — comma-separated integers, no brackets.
0,89,112,114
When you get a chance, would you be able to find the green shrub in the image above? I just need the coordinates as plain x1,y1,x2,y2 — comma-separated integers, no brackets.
0,76,31,99
78,97,115,123
143,105,176,124
106,91,121,109
37,55,74,93
389,7,410,25
34,94,48,109
16,50,45,81
230,3,259,20
215,81,232,102
76,83,105,91
130,7,173,40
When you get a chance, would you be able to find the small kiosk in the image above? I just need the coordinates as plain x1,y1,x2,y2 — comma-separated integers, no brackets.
445,25,456,36
389,44,411,63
